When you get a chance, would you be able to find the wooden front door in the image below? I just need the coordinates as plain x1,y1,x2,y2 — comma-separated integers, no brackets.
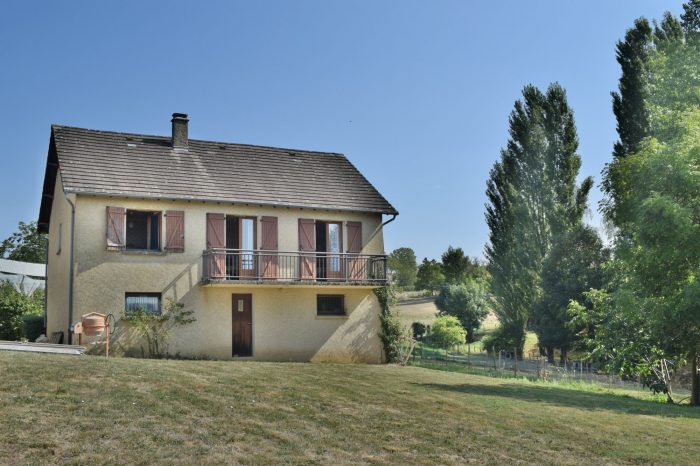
232,294,253,357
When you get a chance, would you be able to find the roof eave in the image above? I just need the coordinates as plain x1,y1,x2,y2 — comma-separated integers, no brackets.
63,188,399,216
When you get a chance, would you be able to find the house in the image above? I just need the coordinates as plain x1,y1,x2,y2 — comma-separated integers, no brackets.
38,114,398,362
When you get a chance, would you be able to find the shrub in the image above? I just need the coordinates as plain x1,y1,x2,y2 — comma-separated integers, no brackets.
22,314,44,342
121,298,196,358
411,321,427,340
374,286,407,363
435,279,491,342
481,325,523,354
430,315,466,348
0,282,42,340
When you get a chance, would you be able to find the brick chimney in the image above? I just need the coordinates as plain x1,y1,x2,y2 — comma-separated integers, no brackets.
171,113,189,149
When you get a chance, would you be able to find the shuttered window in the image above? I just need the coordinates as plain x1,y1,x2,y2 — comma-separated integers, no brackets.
107,207,163,251
165,210,185,252
206,213,226,278
260,216,278,279
106,206,126,250
346,221,364,280
299,219,316,279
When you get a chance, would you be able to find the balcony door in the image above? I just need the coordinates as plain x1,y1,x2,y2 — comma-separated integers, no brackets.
312,220,343,280
239,217,256,278
325,222,343,279
225,216,257,279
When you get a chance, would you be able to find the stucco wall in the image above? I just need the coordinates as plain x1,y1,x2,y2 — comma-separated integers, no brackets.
62,195,386,362
45,175,73,338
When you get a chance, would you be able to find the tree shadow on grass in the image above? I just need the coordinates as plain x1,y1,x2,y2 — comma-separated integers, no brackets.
414,381,700,419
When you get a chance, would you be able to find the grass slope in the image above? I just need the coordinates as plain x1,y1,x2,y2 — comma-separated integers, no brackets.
1,352,700,465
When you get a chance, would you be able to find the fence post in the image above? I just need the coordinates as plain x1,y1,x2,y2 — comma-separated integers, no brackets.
467,344,471,367
513,347,518,378
492,346,497,371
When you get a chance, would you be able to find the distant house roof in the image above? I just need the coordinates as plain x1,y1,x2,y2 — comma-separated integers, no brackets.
38,124,397,232
0,258,46,278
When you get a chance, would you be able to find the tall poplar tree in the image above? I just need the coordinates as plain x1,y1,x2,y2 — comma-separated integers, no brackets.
485,83,591,353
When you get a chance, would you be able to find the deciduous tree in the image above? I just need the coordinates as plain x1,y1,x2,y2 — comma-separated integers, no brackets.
485,83,591,353
0,221,46,264
388,247,417,289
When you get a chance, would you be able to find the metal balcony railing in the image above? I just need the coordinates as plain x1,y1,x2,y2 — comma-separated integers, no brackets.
201,249,388,285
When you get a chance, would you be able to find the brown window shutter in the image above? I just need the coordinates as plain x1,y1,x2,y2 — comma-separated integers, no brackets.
206,213,226,278
298,219,316,279
106,206,126,250
206,213,226,249
165,210,185,252
346,221,363,280
260,216,278,279
346,222,362,253
261,216,278,250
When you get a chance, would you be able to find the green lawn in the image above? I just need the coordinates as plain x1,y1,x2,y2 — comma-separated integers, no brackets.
2,352,700,465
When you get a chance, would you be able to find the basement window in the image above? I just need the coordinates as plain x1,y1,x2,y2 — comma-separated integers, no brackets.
125,210,161,251
317,295,345,316
125,293,162,314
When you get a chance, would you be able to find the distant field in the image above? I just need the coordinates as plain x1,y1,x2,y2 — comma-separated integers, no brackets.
396,295,438,326
2,352,700,465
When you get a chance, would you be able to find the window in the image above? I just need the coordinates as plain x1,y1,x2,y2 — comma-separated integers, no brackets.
327,222,341,273
317,295,345,316
240,217,255,270
125,293,162,314
126,210,161,251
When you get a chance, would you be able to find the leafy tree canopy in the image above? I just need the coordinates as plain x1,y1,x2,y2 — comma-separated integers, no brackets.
388,247,417,288
485,83,591,353
435,279,491,343
0,221,46,264
429,315,467,348
533,225,608,363
415,258,444,292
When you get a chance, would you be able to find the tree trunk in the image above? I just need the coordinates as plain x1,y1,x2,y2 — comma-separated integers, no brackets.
546,346,555,365
466,327,475,344
559,347,568,366
692,354,700,406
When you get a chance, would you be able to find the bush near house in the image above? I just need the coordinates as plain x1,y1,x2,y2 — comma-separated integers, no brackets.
0,282,43,341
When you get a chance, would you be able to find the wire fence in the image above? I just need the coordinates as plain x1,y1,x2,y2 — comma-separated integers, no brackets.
409,340,692,396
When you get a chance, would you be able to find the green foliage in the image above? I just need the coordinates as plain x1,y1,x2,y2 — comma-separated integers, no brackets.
435,279,491,343
609,18,653,162
374,286,406,363
121,298,196,358
567,283,678,399
481,325,525,355
411,321,427,340
596,6,700,403
533,225,608,363
415,258,444,292
430,315,466,348
22,314,44,342
0,282,43,340
485,83,591,354
440,246,479,284
388,247,418,289
0,221,46,264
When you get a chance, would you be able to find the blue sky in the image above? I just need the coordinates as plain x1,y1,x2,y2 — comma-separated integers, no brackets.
0,1,686,261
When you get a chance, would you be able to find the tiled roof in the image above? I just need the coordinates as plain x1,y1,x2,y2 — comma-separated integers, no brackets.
45,125,397,221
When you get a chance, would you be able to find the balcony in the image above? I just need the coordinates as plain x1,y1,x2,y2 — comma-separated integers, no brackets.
201,249,388,286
